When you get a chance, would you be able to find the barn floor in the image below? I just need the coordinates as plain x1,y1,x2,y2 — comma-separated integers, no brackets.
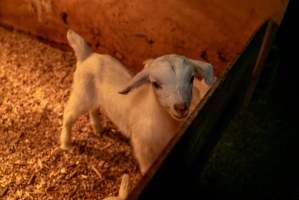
0,27,141,200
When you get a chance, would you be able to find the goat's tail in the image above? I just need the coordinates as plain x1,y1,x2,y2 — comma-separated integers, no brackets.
66,29,92,62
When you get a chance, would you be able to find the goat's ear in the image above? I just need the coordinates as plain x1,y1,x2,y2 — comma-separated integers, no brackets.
118,68,149,95
187,58,214,86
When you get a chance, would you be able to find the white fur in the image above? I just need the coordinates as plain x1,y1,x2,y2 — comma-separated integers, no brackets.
60,30,214,174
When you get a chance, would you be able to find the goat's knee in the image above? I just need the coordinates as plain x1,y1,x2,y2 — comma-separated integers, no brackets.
60,92,94,149
60,105,85,150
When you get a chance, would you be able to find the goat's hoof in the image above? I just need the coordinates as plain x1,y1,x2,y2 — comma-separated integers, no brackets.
60,143,71,151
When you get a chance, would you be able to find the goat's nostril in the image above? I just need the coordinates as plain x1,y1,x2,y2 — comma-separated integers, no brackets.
174,103,187,114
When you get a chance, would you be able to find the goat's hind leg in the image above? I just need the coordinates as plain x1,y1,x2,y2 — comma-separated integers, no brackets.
60,94,93,150
89,109,103,136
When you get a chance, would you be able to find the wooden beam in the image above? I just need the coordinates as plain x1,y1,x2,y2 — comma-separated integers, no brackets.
243,20,279,107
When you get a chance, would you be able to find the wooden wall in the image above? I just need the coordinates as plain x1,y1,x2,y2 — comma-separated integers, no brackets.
0,0,288,74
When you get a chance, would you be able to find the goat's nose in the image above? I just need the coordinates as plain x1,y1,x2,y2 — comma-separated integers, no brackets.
174,103,188,114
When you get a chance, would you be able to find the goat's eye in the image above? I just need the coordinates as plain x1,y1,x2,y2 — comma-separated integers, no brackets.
190,76,194,84
152,81,162,89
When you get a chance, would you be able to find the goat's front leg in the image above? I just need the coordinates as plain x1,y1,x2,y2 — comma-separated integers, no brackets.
60,111,75,150
132,136,156,175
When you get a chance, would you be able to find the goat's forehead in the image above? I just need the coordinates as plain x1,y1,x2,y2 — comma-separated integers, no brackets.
150,64,175,82
150,62,192,83
173,63,193,75
155,55,190,69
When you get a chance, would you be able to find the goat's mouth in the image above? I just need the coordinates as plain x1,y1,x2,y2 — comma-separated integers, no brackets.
171,111,189,121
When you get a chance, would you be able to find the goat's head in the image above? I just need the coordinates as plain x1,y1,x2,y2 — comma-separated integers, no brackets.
119,54,214,120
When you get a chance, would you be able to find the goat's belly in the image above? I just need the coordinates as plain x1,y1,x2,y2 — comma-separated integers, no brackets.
97,91,132,138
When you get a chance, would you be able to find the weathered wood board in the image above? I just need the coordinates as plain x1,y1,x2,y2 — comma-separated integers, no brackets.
0,0,288,74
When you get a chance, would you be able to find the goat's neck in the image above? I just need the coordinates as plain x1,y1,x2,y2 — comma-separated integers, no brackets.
105,84,182,138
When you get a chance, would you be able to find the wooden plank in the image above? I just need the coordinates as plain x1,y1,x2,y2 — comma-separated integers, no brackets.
128,20,270,200
0,0,288,74
243,20,279,107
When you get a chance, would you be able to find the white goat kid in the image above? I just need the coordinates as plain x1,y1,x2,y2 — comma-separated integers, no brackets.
60,30,214,174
